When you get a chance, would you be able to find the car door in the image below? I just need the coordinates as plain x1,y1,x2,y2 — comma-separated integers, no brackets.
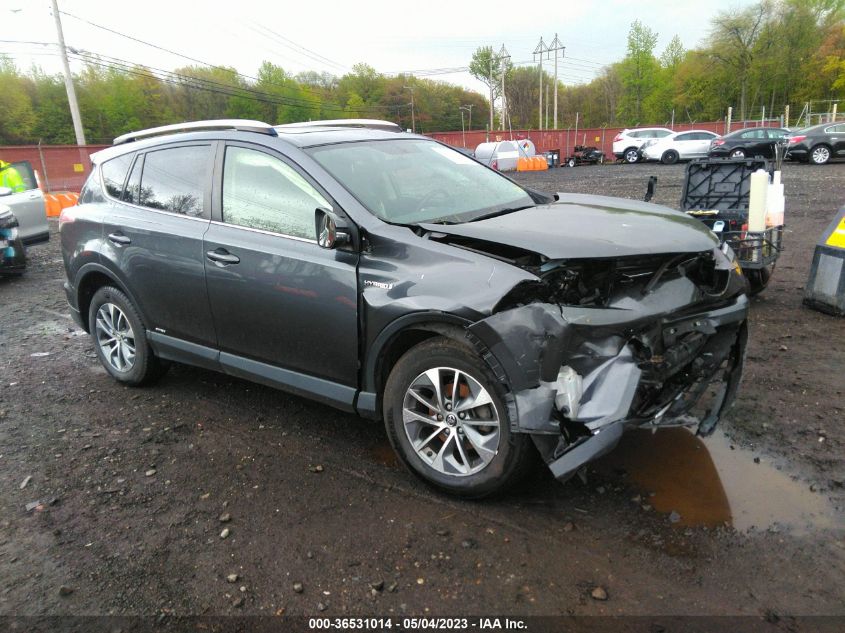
692,133,717,157
0,160,48,245
99,143,218,358
673,133,697,158
203,142,359,407
829,124,845,156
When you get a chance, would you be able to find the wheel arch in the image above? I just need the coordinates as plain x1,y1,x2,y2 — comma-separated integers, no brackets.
74,263,147,333
361,312,475,417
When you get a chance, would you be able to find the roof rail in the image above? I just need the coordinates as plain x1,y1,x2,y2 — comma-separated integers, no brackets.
113,119,276,145
276,119,403,133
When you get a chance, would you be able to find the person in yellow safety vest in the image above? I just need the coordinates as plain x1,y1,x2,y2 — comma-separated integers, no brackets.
0,160,26,193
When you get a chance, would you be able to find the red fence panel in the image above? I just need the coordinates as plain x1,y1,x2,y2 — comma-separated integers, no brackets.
0,144,108,193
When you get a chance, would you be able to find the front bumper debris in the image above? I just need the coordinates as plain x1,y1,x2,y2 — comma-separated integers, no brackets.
469,288,749,482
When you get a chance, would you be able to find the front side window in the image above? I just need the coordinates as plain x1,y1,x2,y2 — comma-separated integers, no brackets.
139,145,211,217
222,146,329,239
308,139,534,225
101,154,133,199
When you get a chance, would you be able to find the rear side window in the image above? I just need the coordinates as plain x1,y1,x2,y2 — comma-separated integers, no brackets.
655,130,673,138
101,154,134,199
139,145,211,218
675,133,693,141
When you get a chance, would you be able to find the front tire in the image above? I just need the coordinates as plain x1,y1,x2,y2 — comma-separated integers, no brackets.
88,286,168,386
661,150,679,165
745,265,773,295
623,147,640,163
383,337,534,498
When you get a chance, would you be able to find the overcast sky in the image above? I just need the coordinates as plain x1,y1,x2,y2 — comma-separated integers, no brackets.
3,0,752,93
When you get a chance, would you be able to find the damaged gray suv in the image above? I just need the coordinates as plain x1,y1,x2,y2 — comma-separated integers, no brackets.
61,119,748,497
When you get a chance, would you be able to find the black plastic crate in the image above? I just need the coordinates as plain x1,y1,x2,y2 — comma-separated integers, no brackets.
681,158,772,221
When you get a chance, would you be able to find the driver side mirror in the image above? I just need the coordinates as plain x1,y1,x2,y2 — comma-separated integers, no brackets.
0,187,12,197
315,207,350,250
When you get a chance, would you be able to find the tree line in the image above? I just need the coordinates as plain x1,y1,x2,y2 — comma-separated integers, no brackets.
487,0,844,129
0,0,842,146
0,57,487,145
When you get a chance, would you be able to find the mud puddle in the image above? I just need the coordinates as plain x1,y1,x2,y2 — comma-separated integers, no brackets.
597,427,843,535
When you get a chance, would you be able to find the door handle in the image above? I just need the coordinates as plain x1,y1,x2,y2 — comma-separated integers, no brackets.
206,249,240,265
108,232,131,246
28,192,40,199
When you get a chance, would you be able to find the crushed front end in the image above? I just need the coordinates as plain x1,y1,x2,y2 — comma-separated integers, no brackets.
468,245,749,482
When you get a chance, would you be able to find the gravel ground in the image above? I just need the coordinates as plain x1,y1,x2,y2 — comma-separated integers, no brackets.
0,161,843,622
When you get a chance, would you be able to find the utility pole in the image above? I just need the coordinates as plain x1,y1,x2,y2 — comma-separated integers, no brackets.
534,37,547,130
498,45,510,132
547,34,565,129
460,107,466,147
404,85,415,133
487,54,495,132
464,103,473,132
51,0,85,145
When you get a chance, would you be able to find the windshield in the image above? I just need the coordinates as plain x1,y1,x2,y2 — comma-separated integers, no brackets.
307,139,534,224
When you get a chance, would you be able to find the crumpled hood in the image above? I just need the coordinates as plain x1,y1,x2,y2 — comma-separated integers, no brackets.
420,192,718,259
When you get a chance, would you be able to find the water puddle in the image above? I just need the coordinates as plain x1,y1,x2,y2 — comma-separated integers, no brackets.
596,427,843,535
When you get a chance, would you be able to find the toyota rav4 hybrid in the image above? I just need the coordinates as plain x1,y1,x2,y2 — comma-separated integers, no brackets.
60,119,749,498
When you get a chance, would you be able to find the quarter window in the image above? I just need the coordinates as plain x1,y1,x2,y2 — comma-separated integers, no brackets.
101,154,133,199
222,146,330,239
122,155,143,205
139,145,211,217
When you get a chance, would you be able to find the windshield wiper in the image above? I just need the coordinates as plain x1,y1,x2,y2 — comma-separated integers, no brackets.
467,205,534,223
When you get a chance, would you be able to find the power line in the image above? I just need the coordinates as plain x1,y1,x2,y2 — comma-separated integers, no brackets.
242,20,349,72
58,10,339,104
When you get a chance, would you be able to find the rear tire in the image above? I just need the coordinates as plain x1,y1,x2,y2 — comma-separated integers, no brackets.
661,150,679,165
383,337,534,498
88,286,168,386
810,144,831,165
567,157,576,168
730,148,746,159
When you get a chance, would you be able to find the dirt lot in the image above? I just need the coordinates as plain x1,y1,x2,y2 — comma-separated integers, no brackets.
0,162,843,625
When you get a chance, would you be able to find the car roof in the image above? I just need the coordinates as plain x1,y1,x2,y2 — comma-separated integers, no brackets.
91,119,421,163
623,127,672,133
670,129,718,136
725,127,786,136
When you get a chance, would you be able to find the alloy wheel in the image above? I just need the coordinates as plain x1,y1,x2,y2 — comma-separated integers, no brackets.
811,146,830,164
624,149,640,163
402,367,500,477
95,302,136,372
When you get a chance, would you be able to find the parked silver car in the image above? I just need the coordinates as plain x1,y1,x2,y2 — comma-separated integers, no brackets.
641,130,721,164
0,160,49,246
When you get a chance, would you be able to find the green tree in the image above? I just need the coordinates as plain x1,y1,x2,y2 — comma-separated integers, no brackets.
469,46,510,130
617,21,660,124
0,57,36,144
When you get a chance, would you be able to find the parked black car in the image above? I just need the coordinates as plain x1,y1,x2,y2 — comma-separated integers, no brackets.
60,119,749,497
708,127,790,159
0,206,26,275
786,121,845,164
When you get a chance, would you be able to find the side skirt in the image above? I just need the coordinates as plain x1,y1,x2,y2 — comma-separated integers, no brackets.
146,331,357,413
